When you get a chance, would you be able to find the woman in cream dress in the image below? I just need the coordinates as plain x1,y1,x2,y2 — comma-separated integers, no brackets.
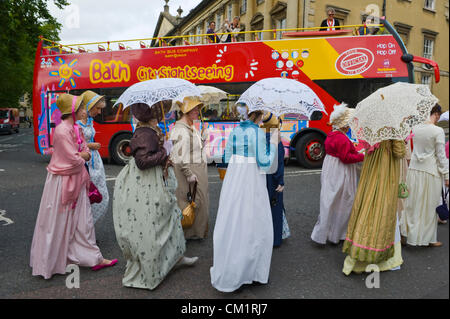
170,97,210,239
401,104,449,247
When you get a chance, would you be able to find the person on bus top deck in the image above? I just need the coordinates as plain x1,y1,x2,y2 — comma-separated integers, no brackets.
207,21,220,43
30,93,117,280
320,7,341,31
358,16,377,36
77,90,109,225
230,16,241,42
113,102,198,291
220,19,232,43
310,103,364,245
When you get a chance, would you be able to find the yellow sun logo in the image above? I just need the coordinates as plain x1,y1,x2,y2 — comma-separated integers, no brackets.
49,57,81,88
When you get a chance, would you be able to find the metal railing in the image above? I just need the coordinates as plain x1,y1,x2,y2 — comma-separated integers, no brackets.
40,24,385,55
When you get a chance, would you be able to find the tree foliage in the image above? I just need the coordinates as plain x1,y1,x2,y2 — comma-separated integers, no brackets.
0,0,69,108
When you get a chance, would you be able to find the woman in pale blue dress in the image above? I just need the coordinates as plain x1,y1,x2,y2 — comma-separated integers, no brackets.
77,90,109,224
210,108,277,292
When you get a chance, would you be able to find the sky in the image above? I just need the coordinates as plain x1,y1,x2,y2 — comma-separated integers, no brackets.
47,0,202,49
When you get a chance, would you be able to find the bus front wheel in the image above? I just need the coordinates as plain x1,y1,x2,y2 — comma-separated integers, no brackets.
110,133,133,165
295,133,325,169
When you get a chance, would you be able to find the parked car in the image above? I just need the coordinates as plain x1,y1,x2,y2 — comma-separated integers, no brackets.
0,108,20,134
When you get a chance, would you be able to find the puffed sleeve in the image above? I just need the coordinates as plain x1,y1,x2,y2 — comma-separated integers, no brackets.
170,125,195,178
47,124,86,175
435,129,449,180
336,135,364,164
131,128,167,170
256,126,275,170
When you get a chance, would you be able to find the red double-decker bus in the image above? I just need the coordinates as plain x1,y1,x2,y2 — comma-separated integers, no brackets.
32,18,439,168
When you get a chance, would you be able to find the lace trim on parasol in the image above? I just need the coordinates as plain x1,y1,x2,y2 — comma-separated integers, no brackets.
350,85,438,146
238,95,323,117
122,85,200,107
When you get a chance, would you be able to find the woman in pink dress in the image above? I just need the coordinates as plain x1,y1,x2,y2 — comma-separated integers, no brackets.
30,93,116,279
311,103,364,244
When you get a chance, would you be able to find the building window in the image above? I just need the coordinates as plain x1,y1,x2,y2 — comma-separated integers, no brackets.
240,0,247,15
421,74,432,87
423,38,434,60
256,0,264,5
270,2,287,39
424,0,435,10
250,13,264,40
227,3,232,21
393,22,412,46
216,12,222,29
276,18,287,39
196,25,202,43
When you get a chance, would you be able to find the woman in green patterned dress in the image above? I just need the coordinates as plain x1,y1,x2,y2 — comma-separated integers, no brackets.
113,102,198,290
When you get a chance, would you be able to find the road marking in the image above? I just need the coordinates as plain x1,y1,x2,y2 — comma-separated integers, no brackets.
0,209,14,226
0,169,4,172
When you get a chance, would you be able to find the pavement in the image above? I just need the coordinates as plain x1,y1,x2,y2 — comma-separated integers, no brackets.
0,127,448,299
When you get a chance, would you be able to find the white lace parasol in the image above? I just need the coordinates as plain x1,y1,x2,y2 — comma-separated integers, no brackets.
114,78,202,109
197,85,228,104
236,77,327,118
350,82,438,146
438,110,449,122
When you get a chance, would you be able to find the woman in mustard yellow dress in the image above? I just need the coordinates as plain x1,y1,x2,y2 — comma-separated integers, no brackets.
342,139,406,274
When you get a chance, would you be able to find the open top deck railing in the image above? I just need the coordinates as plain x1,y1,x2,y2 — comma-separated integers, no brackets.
40,23,386,55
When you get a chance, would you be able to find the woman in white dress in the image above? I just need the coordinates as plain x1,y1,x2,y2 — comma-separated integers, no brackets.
311,104,364,244
210,107,277,292
401,104,449,247
77,90,109,224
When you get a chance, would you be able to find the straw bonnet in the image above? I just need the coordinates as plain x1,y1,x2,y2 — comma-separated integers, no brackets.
233,103,249,120
81,90,104,111
328,103,354,129
176,96,204,114
56,93,83,115
261,112,281,131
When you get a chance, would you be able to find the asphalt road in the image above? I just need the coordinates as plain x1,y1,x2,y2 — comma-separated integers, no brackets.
0,128,448,299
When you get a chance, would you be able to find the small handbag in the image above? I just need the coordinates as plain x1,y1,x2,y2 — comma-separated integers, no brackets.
88,181,103,204
398,182,409,199
436,188,449,221
181,181,197,229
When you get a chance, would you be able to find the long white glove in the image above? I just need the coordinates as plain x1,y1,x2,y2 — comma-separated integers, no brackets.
163,140,173,156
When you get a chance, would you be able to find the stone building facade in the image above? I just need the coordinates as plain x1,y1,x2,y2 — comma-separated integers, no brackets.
153,0,449,110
